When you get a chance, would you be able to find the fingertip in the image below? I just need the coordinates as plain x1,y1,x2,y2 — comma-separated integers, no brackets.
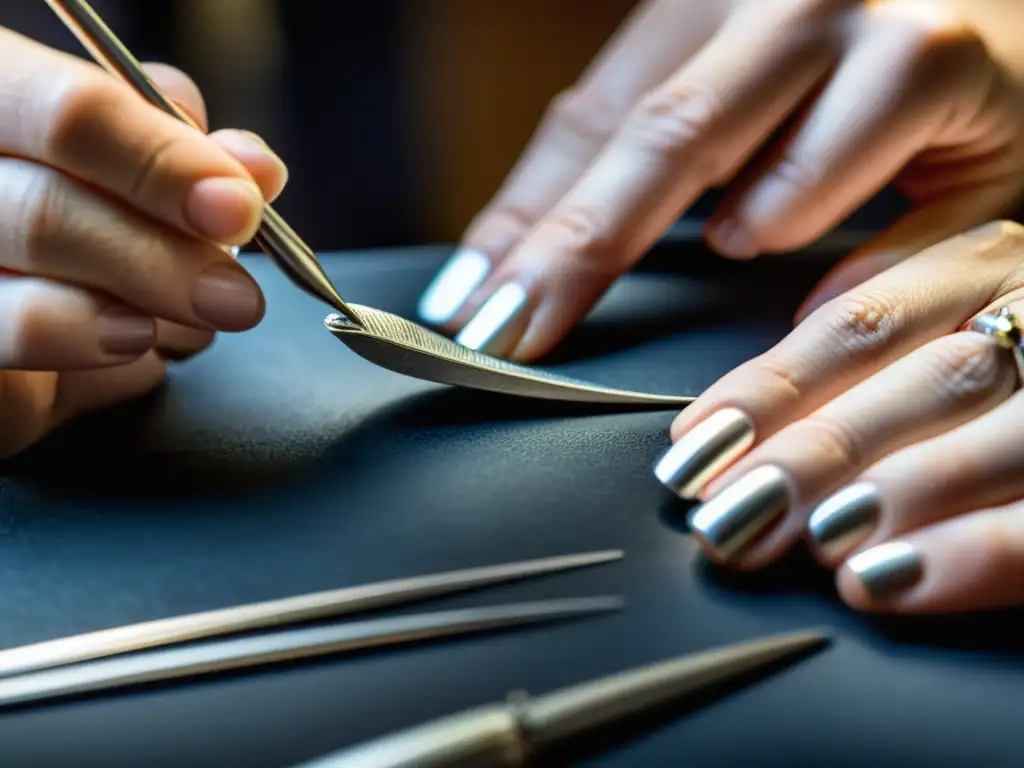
835,564,877,612
210,130,289,202
184,177,265,245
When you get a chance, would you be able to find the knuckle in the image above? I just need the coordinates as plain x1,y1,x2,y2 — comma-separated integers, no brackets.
623,84,724,173
799,415,864,470
926,334,1005,400
747,355,806,408
542,88,621,150
874,5,987,77
42,77,120,161
821,292,901,357
20,168,77,270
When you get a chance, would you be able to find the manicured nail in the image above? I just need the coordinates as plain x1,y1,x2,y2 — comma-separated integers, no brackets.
846,541,922,599
191,263,265,331
808,482,881,561
710,219,758,259
654,408,754,499
688,465,789,562
455,283,530,356
184,177,264,244
98,306,155,356
417,248,491,325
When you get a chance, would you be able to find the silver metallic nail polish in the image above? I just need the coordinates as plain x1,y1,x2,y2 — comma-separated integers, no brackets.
455,283,530,356
417,248,491,325
687,465,789,562
847,542,922,599
808,482,881,561
654,408,755,499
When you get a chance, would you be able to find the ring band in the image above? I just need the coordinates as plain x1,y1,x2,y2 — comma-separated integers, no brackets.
972,306,1024,386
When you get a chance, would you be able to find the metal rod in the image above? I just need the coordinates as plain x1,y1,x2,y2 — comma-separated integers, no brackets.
299,629,830,767
0,550,622,680
0,598,625,710
43,0,364,326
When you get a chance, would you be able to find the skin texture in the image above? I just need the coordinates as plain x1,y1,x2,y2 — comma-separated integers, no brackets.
0,30,288,457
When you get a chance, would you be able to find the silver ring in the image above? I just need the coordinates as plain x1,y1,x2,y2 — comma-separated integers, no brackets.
972,306,1024,386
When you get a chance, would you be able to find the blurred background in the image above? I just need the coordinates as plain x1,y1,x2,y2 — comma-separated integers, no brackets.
3,1,648,252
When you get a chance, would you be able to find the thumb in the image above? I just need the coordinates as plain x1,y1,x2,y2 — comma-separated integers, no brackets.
794,184,1024,324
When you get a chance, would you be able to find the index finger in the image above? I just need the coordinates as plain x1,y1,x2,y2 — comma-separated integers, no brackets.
0,28,262,245
450,2,840,360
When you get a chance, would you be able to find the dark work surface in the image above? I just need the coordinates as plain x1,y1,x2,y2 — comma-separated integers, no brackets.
0,242,1022,767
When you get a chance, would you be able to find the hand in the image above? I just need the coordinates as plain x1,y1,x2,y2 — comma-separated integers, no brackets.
416,0,1024,361
0,28,288,458
654,220,1024,615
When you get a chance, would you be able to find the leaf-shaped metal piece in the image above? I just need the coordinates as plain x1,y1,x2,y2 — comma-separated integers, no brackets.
325,307,695,407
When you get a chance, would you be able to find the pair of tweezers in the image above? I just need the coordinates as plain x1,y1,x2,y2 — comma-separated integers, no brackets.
298,627,830,767
0,551,624,709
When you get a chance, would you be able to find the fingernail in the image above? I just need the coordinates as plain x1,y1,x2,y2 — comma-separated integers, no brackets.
417,248,491,325
98,306,155,356
808,482,881,561
185,177,264,244
688,465,789,562
222,130,288,172
710,219,758,259
654,408,755,499
846,541,922,599
191,263,264,331
455,283,530,356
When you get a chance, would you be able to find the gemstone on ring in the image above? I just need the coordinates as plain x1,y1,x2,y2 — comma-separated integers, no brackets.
971,306,1022,348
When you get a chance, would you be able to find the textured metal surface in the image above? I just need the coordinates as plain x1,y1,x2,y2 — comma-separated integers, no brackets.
326,307,696,407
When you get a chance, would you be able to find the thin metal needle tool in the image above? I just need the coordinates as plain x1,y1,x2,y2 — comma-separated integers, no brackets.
43,0,363,326
0,550,622,681
0,597,624,710
299,629,831,767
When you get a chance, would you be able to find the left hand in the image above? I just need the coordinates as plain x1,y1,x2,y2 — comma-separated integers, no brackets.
654,220,1024,615
417,0,1024,362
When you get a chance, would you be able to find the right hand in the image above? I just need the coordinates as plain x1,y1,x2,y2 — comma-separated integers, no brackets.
0,28,289,458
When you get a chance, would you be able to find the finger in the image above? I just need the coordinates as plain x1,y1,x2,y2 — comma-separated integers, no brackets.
209,129,289,203
51,351,166,431
0,350,165,459
154,321,215,361
142,62,208,131
812,363,1024,572
795,179,1024,323
794,190,1019,322
0,28,263,245
416,0,725,326
0,275,155,370
828,391,1024,613
836,502,1024,614
653,220,1024,502
141,65,288,202
451,2,840,360
684,331,1014,569
708,1,992,257
0,157,265,332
